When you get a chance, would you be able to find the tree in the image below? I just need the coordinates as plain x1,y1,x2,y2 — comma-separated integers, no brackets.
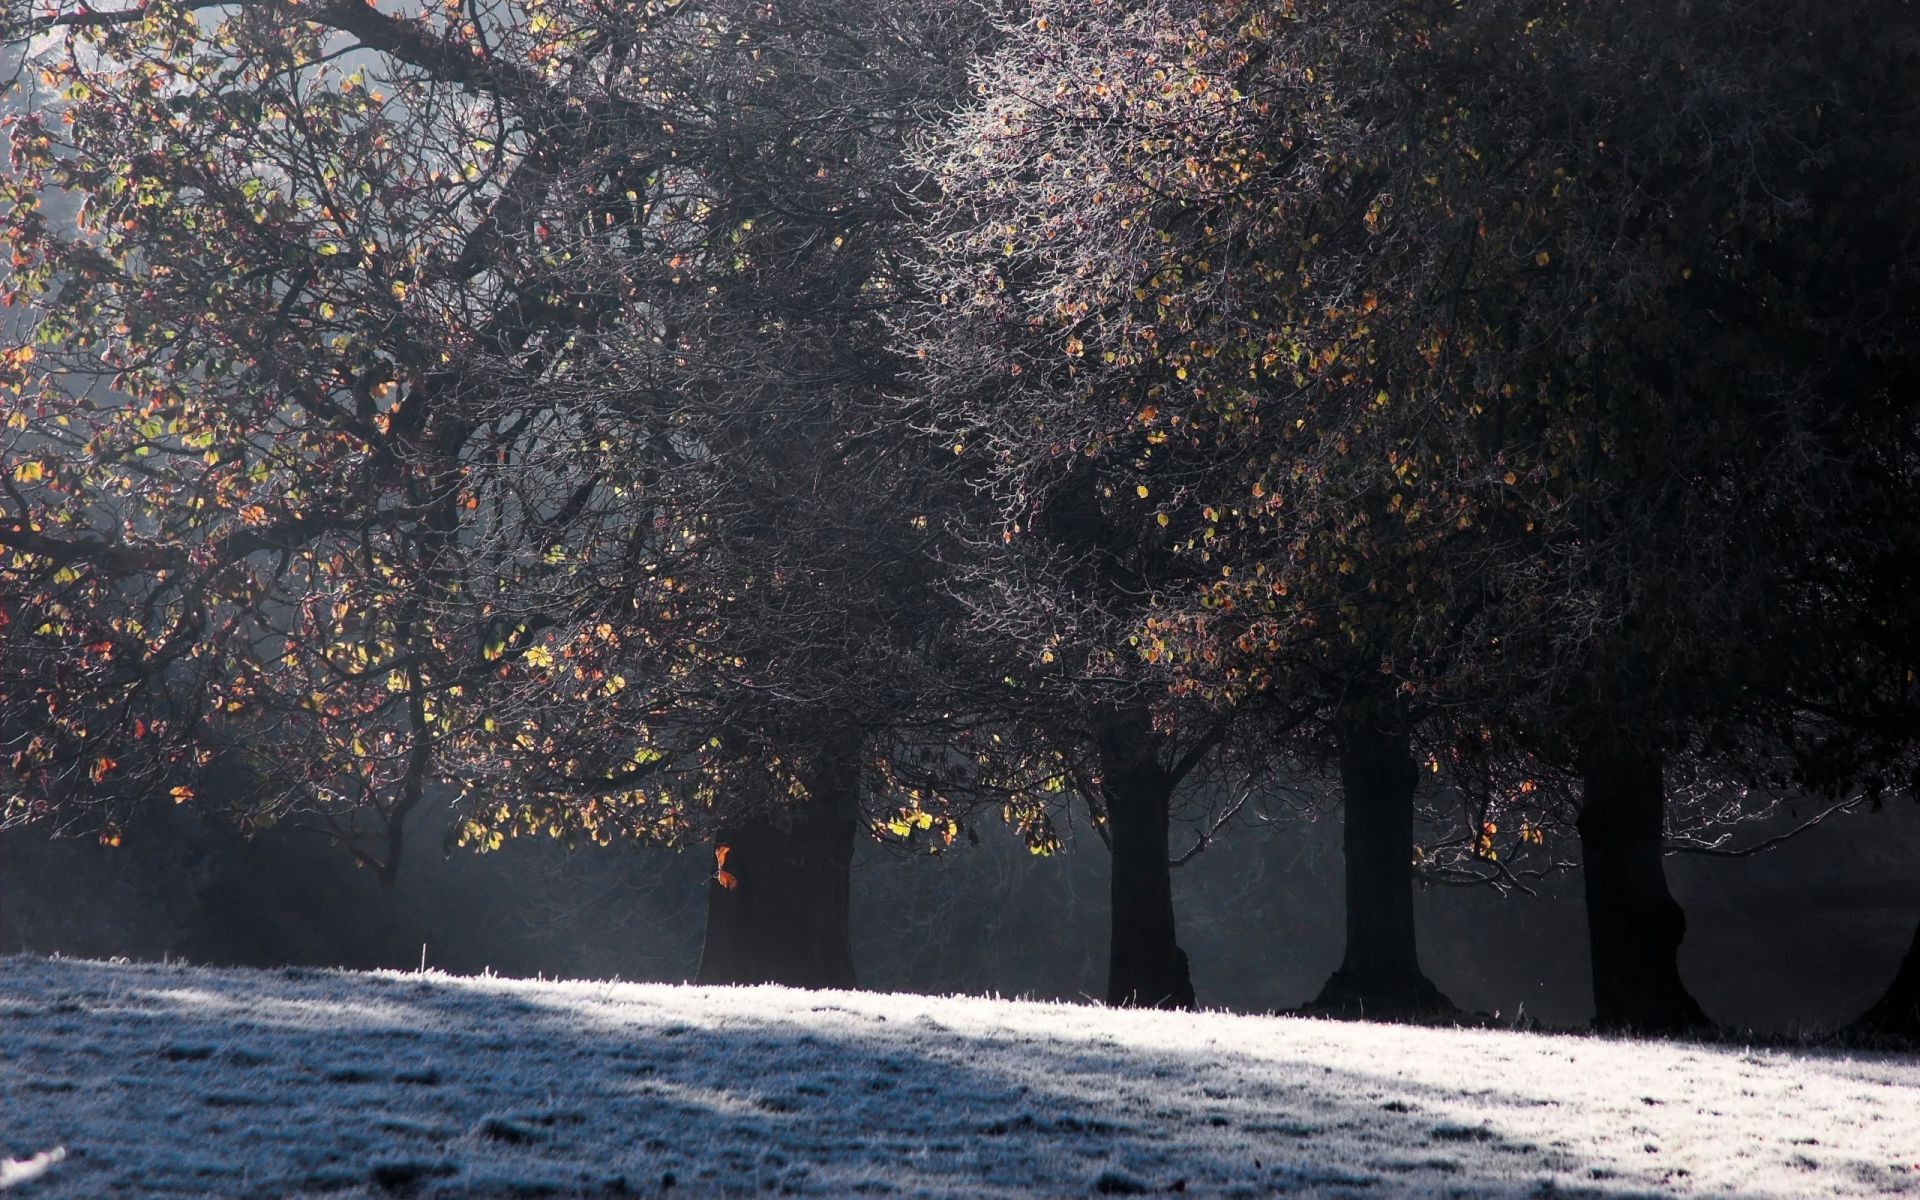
1395,0,1920,1031
1859,921,1920,1041
908,0,1919,1030
907,0,1461,1016
0,0,992,987
903,17,1275,1005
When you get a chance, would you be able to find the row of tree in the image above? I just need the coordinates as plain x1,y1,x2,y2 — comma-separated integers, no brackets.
1,0,1915,1035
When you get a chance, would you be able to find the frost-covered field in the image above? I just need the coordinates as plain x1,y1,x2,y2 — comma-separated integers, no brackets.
2,956,1917,1198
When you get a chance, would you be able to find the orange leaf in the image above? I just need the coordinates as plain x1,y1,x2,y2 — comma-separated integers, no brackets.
715,869,738,891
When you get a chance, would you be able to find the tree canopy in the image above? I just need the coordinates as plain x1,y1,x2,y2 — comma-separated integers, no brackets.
3,0,1917,1031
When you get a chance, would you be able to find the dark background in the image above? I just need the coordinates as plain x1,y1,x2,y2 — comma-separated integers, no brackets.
5,792,1914,1033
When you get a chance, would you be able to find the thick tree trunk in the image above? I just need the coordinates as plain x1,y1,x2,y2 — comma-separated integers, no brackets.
695,750,858,990
1310,713,1452,1018
1098,710,1194,1009
1576,746,1709,1034
1853,915,1920,1040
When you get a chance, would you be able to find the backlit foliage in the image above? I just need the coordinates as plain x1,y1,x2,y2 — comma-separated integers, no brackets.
0,0,1003,870
909,0,1920,877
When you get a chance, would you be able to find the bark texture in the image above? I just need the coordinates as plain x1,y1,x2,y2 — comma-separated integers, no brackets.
1576,746,1709,1033
1310,712,1452,1018
695,751,859,989
1098,709,1194,1009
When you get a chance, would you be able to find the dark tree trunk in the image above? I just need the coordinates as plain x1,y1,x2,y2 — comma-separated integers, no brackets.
1854,915,1920,1040
695,750,858,990
1311,713,1452,1018
1098,710,1194,1009
1576,746,1709,1034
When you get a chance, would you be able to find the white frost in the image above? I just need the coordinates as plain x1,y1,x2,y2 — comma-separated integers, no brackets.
2,955,1916,1197
0,1149,67,1191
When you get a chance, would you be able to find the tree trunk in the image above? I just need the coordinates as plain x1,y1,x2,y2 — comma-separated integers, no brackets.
1854,914,1920,1041
695,749,858,990
1311,713,1452,1018
1576,746,1709,1034
1098,710,1194,1009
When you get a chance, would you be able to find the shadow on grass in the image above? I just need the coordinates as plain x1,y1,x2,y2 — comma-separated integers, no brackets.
2,956,1912,1198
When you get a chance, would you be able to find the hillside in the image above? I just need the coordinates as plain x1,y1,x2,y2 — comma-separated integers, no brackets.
2,956,1916,1198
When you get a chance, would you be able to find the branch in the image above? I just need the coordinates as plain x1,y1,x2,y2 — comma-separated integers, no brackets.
538,752,676,797
0,508,339,577
374,656,436,890
1169,785,1250,868
1422,858,1579,894
1164,719,1227,789
9,0,229,35
1069,770,1112,851
0,521,168,573
1666,795,1864,859
9,0,552,104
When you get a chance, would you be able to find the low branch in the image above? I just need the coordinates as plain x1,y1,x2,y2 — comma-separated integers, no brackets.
1169,785,1250,868
1666,795,1864,859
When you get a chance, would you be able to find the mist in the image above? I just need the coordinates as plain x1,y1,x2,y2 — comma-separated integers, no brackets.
7,795,1914,1035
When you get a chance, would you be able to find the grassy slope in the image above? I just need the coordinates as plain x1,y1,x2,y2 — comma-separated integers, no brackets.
2,955,1917,1198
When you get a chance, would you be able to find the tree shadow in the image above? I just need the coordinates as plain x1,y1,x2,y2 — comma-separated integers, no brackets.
3,956,1913,1198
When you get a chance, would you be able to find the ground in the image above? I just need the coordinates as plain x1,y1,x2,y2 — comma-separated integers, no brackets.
2,956,1917,1198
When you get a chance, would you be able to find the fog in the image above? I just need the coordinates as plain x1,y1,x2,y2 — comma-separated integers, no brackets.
5,795,1914,1034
